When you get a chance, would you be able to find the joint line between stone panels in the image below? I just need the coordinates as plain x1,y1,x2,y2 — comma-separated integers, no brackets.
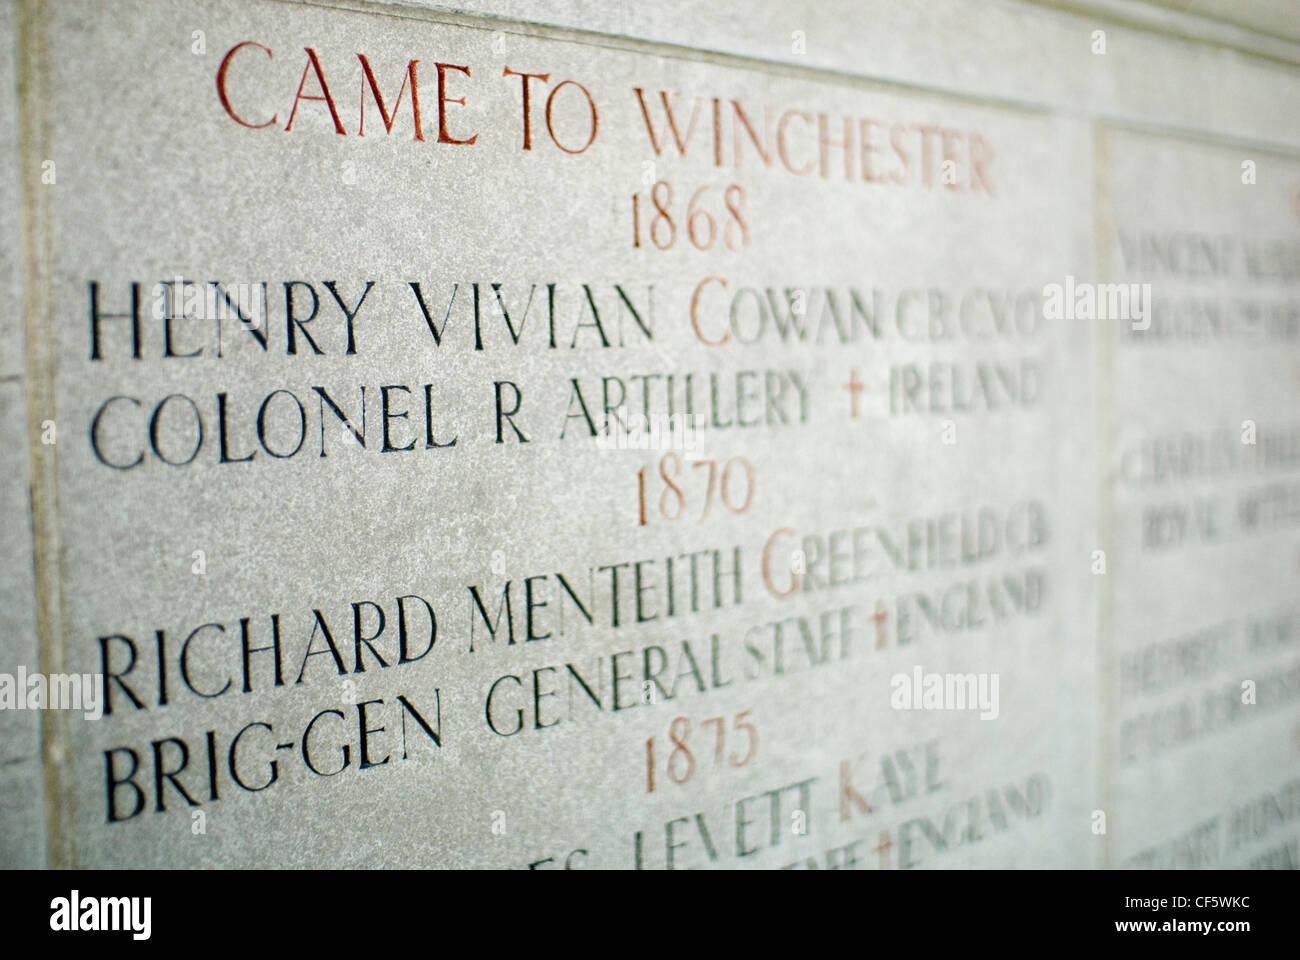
1091,115,1300,163
1021,0,1300,66
1090,117,1117,871
18,0,69,870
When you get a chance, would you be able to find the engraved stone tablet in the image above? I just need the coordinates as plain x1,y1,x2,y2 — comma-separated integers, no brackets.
2,0,1298,871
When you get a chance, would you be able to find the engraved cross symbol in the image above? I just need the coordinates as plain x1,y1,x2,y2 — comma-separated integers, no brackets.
874,830,892,869
844,368,865,419
872,602,888,649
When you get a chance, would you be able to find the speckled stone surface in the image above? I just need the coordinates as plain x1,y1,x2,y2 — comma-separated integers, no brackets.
1,0,1297,869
